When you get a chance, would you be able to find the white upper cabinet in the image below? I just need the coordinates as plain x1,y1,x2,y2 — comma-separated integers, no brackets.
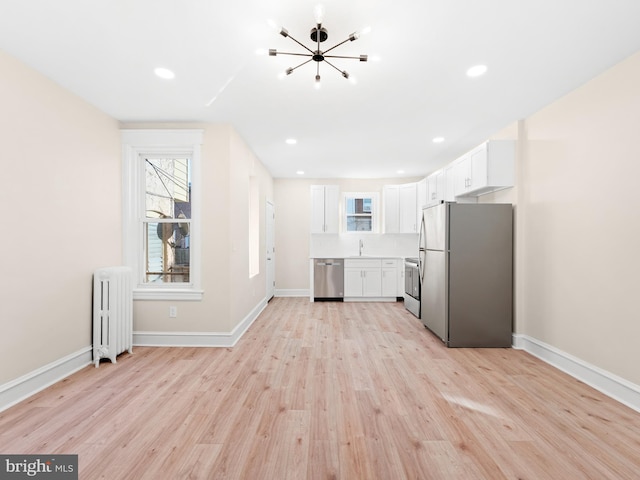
416,177,428,226
426,169,445,206
383,185,400,233
443,163,457,202
310,185,339,233
399,183,418,233
384,182,418,233
454,140,515,197
417,177,427,210
453,154,471,196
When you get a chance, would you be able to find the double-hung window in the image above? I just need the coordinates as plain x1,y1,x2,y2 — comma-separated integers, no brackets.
344,192,379,232
122,130,203,300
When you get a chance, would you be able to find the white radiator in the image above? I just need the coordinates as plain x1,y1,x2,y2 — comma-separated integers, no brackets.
93,266,133,367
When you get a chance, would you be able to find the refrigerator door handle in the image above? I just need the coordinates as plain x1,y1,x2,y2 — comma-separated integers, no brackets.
418,211,427,282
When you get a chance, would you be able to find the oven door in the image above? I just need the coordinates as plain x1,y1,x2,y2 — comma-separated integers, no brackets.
404,262,421,318
405,263,420,300
405,264,415,297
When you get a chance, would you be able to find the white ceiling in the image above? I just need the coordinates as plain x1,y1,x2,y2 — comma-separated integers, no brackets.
2,0,640,178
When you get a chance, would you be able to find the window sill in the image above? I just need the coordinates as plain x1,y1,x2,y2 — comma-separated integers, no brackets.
134,289,204,301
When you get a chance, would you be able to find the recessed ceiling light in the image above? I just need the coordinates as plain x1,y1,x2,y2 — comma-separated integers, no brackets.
466,65,487,78
296,170,305,175
432,136,445,143
154,67,175,79
286,138,297,145
397,170,405,174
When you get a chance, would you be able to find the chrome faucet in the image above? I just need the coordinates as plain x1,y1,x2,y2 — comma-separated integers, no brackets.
359,239,364,256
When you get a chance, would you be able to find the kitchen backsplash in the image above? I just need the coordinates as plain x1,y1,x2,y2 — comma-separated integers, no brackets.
310,233,418,258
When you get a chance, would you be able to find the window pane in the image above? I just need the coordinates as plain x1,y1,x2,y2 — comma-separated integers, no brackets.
145,158,191,219
346,197,372,214
346,216,372,232
144,221,190,283
346,198,356,214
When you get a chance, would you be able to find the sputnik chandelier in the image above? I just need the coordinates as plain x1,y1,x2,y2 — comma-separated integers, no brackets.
269,5,368,87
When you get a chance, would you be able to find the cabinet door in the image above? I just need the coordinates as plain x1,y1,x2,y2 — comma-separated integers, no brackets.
344,269,363,297
454,155,471,196
443,164,456,202
399,183,417,233
310,185,339,233
323,185,340,233
427,170,443,205
469,143,488,191
382,267,397,297
362,268,382,297
383,185,400,233
416,178,427,227
310,186,326,233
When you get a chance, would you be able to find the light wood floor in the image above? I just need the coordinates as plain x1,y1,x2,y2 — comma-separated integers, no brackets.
1,298,639,479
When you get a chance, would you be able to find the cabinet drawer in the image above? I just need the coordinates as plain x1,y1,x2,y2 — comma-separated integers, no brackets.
344,258,382,269
381,259,397,267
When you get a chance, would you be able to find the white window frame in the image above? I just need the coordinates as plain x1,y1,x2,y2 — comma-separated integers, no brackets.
122,129,203,300
343,192,379,233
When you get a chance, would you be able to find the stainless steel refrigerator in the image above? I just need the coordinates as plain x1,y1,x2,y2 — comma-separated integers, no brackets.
418,202,513,347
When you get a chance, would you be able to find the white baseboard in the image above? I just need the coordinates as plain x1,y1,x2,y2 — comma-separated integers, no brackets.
0,299,269,412
275,288,309,297
513,334,640,413
0,347,92,413
133,298,267,347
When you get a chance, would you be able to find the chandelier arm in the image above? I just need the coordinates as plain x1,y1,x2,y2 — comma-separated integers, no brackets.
274,51,314,58
322,38,352,55
284,32,315,54
288,58,315,73
324,54,364,60
323,58,346,74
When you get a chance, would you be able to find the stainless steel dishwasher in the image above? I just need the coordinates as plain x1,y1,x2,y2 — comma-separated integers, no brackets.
313,258,344,300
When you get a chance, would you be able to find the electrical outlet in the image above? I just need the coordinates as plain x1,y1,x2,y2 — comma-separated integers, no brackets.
169,306,177,318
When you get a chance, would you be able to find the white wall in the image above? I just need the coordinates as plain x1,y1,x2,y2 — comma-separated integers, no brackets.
515,50,640,385
0,49,121,383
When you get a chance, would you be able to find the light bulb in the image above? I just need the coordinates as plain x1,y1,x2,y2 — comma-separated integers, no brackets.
314,4,325,24
154,67,175,79
466,65,488,77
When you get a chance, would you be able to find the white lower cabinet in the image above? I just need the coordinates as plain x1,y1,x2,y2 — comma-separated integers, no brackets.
344,258,399,300
382,259,399,297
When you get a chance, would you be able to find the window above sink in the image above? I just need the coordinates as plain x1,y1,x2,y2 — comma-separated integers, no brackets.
343,192,379,233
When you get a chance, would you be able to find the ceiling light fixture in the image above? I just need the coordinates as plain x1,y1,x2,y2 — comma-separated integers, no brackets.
432,136,445,143
154,67,175,79
269,6,369,86
286,138,297,145
466,65,487,78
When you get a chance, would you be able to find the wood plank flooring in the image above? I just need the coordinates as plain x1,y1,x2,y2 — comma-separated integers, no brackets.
1,297,639,479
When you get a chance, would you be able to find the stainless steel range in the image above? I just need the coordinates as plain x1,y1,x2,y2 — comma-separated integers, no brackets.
404,257,420,317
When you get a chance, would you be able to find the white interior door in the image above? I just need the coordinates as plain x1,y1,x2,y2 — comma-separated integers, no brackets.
266,201,275,301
